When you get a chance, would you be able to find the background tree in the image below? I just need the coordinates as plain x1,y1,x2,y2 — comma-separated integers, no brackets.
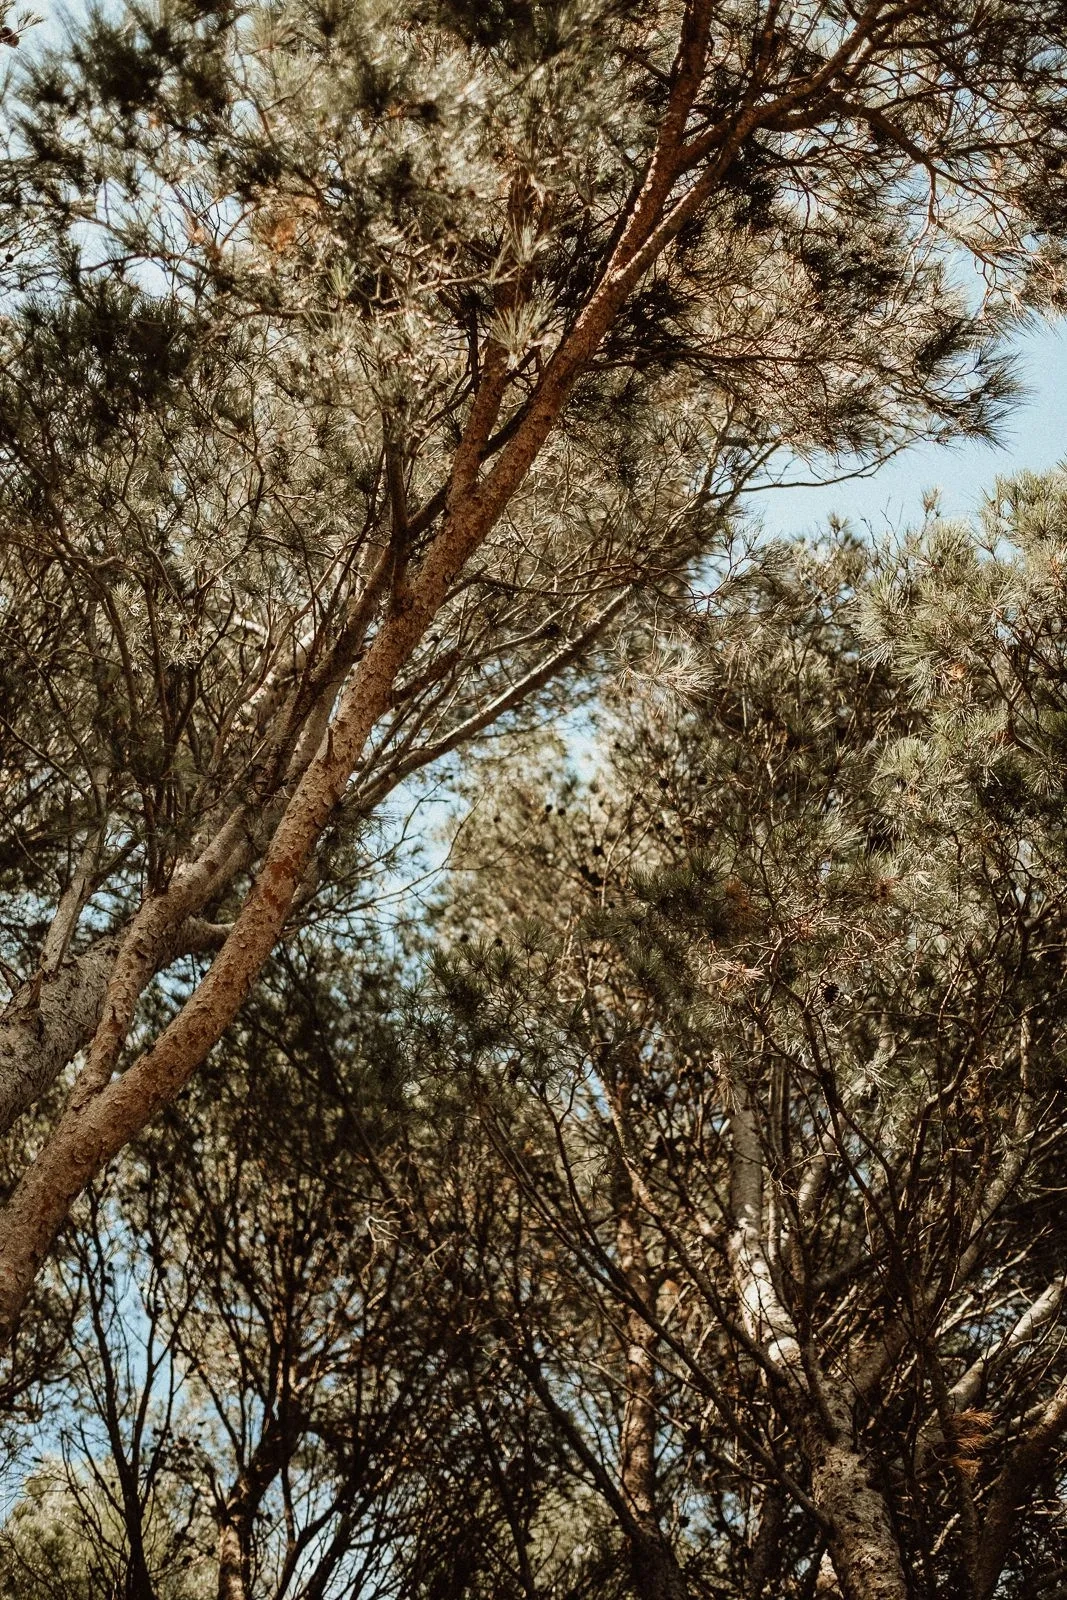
3,941,626,1600
424,491,1067,1598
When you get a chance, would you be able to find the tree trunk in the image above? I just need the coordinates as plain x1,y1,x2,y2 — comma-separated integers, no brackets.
216,1512,252,1600
214,1419,294,1600
0,0,725,1343
122,1530,159,1600
746,1486,783,1598
801,1389,910,1600
0,935,118,1133
617,1194,689,1600
727,1084,909,1600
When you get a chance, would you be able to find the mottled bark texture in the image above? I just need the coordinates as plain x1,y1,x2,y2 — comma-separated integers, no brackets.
801,1394,909,1600
0,936,118,1128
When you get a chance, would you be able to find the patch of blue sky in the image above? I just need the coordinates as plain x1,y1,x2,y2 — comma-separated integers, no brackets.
747,317,1067,539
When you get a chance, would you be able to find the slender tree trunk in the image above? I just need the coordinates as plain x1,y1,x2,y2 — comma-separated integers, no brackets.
746,1486,783,1598
617,1192,689,1600
121,1520,158,1600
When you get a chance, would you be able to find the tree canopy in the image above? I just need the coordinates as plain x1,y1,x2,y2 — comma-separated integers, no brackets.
4,2,1067,1597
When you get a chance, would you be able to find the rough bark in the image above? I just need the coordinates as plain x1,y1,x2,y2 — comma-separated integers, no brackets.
216,1521,250,1600
0,935,118,1129
800,1389,910,1600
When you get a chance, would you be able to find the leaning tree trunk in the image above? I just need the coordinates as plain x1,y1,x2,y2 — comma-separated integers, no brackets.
0,0,727,1345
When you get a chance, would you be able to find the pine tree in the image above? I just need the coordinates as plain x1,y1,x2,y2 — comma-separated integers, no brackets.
429,491,1067,1598
2,0,1067,1362
11,472,1067,1598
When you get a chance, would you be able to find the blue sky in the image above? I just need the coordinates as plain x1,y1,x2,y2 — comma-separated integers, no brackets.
749,318,1067,538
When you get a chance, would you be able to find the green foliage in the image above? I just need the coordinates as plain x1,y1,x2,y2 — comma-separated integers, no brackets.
427,487,1067,1594
6,1,1067,1593
9,469,1067,1596
0,1469,211,1599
